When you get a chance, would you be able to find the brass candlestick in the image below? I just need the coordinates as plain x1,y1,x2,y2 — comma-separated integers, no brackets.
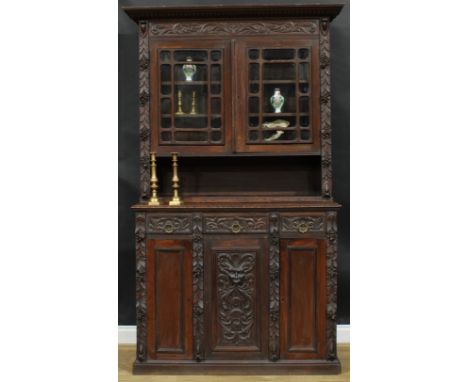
175,90,184,115
169,152,182,206
189,91,197,115
148,152,160,206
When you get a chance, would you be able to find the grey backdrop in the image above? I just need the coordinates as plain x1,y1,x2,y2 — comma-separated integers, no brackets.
118,0,350,325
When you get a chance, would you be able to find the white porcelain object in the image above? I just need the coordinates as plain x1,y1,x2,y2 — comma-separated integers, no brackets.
270,88,285,113
182,57,197,81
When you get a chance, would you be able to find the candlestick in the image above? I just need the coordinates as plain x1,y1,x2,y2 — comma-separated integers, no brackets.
169,152,182,206
175,90,184,115
148,152,160,206
189,91,197,115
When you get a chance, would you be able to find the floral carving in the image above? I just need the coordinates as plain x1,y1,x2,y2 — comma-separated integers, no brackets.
147,216,192,234
281,215,324,233
204,216,268,233
151,21,317,36
192,214,204,361
135,213,147,361
326,211,338,361
216,252,256,346
269,213,280,361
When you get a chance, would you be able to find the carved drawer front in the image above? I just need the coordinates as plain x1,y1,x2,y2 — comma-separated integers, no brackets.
280,214,325,234
146,214,192,234
203,214,269,234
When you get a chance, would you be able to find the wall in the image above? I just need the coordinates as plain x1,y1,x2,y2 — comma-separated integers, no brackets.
118,0,350,325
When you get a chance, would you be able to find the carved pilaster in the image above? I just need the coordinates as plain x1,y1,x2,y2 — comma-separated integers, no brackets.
138,21,150,202
320,18,332,199
326,211,338,360
192,214,204,361
135,212,147,361
269,213,280,361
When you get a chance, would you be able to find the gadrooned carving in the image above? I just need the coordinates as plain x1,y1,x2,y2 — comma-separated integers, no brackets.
281,215,324,233
326,211,338,361
217,252,256,346
192,214,204,361
320,18,332,199
147,215,192,234
204,216,268,233
135,212,147,362
269,213,280,361
139,20,150,203
151,20,317,36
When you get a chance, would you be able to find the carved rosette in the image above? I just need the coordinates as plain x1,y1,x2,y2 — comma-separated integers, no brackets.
151,20,318,36
135,212,147,361
138,21,150,203
192,214,204,361
326,211,338,360
147,216,192,234
320,19,332,199
269,213,280,361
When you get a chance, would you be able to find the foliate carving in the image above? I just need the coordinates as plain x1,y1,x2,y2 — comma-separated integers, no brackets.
151,20,317,36
326,211,338,361
281,215,324,233
147,215,192,234
204,216,268,234
135,213,147,361
217,252,256,345
269,213,280,361
320,18,332,199
192,214,204,361
138,20,150,203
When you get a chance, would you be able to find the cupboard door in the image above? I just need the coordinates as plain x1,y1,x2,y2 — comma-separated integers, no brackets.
146,239,192,360
279,238,326,359
235,39,320,154
204,236,269,360
150,39,232,154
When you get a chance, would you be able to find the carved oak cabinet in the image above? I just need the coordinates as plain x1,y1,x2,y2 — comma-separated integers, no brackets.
124,3,343,374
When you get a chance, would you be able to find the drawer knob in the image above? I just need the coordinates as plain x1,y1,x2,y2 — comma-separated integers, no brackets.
164,222,175,233
298,222,309,233
231,222,242,234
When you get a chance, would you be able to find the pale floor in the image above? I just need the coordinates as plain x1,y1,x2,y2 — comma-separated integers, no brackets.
119,344,350,382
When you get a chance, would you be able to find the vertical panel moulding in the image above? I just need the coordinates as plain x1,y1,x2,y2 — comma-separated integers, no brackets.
295,52,300,142
192,214,204,361
135,212,147,361
207,50,212,143
138,21,151,202
320,18,332,198
326,211,338,360
269,213,280,361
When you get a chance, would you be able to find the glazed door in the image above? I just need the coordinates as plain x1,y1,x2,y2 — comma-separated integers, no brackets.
146,239,193,360
279,238,327,359
235,38,320,154
150,39,232,154
204,236,269,360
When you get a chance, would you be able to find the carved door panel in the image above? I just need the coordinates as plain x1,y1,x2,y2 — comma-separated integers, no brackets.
146,239,193,360
204,236,269,360
279,238,327,359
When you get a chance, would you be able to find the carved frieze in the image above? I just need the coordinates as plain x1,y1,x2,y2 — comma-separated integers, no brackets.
151,20,318,37
192,214,204,361
135,213,147,361
147,215,192,234
216,252,256,346
204,216,268,234
269,213,280,361
326,211,338,360
280,215,325,233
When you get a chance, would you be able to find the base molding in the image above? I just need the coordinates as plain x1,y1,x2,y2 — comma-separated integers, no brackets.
133,358,341,374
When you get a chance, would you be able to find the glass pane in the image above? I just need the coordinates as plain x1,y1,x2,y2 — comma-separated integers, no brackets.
174,50,208,62
263,63,295,80
160,64,171,82
161,84,171,95
161,132,171,142
264,130,296,142
175,64,207,82
174,85,208,115
299,83,309,94
211,83,221,94
299,63,309,81
248,49,259,60
249,97,259,113
298,48,309,59
249,83,259,94
263,84,295,113
300,130,310,140
299,97,309,113
211,98,221,114
160,50,170,61
212,117,222,129
161,98,171,114
211,131,222,142
300,116,309,127
211,65,221,82
174,131,208,142
249,130,259,141
175,116,208,129
161,117,171,129
263,49,295,60
249,116,259,127
211,50,221,61
249,63,259,81
262,116,296,128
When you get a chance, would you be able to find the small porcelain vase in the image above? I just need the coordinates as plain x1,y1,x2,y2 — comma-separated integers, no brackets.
182,57,197,81
270,88,285,113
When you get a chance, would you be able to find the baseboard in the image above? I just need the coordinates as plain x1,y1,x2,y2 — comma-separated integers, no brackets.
118,324,350,344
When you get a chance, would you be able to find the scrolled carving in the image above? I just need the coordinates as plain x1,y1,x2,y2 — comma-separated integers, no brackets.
192,214,204,361
326,211,338,361
204,216,268,233
281,215,324,233
217,252,256,345
151,20,317,36
138,20,150,203
320,18,332,199
269,213,280,361
135,213,147,362
147,215,192,234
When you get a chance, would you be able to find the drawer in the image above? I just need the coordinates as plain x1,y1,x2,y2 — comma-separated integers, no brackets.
146,214,192,234
203,214,269,234
280,213,325,234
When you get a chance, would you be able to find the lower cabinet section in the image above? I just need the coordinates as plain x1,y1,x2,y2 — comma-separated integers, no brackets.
146,239,193,360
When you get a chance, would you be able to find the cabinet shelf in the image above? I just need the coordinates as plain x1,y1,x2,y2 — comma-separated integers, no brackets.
162,114,221,118
162,81,220,85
